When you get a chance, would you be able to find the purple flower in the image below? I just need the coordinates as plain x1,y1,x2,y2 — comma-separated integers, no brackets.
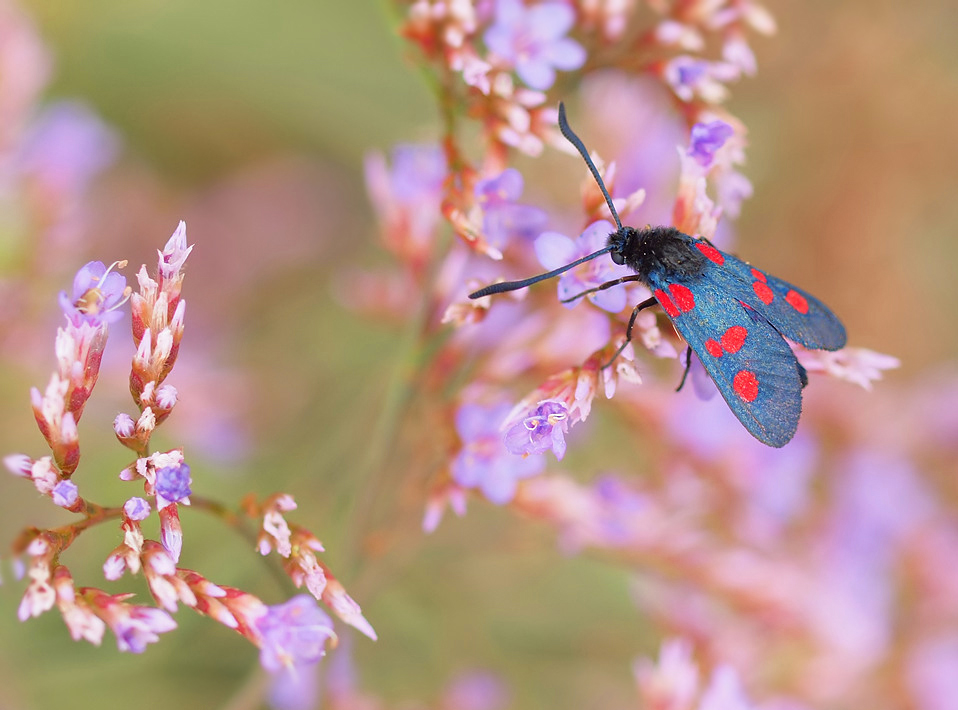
687,120,734,168
452,402,544,505
663,56,740,103
15,100,118,194
113,606,177,653
155,462,192,503
124,497,151,521
378,143,446,205
256,595,336,673
475,168,547,250
58,260,128,328
503,400,570,460
484,0,586,91
535,220,632,312
52,480,78,508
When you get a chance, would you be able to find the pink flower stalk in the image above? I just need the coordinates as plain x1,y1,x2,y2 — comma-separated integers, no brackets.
795,347,901,390
129,221,191,410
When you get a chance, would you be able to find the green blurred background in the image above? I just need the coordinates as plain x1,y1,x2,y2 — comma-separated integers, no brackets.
1,0,956,708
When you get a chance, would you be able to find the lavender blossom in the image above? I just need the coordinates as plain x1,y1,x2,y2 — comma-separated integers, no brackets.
256,595,336,673
503,400,569,461
535,221,633,313
484,0,586,91
475,168,547,250
687,120,735,169
155,462,192,503
58,260,128,328
452,402,544,504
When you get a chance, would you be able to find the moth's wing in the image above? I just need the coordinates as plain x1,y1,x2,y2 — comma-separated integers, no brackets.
701,242,847,350
649,275,804,448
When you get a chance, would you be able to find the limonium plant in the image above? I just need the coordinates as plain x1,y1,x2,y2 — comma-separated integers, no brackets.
5,223,375,688
5,1,958,710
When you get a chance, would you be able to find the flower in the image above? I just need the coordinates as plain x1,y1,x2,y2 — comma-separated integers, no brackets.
503,400,570,460
475,168,548,251
451,402,544,504
51,480,78,508
364,143,446,263
255,595,337,673
662,56,740,103
155,462,192,503
124,497,150,521
687,120,735,169
535,220,633,312
484,0,586,91
14,100,118,195
58,260,128,328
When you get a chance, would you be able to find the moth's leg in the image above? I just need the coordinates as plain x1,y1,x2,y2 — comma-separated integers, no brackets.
603,296,657,369
560,274,646,304
675,347,693,392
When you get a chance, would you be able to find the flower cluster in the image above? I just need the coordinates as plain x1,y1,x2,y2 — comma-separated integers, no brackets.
5,223,374,688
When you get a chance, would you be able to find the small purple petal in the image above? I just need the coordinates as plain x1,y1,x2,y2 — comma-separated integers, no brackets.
52,480,78,508
535,231,577,270
688,120,734,168
527,4,576,39
124,497,151,521
155,463,192,503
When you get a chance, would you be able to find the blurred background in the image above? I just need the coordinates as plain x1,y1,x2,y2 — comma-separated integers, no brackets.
0,1,956,708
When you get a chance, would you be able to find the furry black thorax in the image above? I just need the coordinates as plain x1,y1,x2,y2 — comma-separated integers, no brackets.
607,225,708,284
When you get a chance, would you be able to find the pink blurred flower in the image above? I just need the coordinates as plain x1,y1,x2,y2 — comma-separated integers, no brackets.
535,220,632,312
256,595,337,673
484,0,586,91
452,401,545,504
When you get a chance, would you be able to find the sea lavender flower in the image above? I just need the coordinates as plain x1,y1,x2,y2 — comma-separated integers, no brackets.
475,168,547,251
14,100,119,195
255,595,337,673
688,120,735,169
452,402,545,505
155,462,192,504
484,0,586,91
535,220,632,313
503,400,570,460
662,55,740,103
58,260,128,328
51,479,77,508
364,143,446,262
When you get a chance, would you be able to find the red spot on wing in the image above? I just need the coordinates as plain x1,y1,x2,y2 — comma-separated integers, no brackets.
720,325,747,354
696,242,725,265
655,288,680,318
668,283,696,312
750,268,767,283
753,281,774,304
704,338,723,358
786,289,809,314
733,370,759,402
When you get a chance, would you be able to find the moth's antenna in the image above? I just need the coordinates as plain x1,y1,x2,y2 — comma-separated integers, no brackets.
468,245,613,299
557,102,622,231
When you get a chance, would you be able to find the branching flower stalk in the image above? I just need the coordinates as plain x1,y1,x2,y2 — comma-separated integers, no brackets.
5,222,376,683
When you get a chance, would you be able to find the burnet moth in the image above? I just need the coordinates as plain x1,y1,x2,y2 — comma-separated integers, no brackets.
469,103,847,447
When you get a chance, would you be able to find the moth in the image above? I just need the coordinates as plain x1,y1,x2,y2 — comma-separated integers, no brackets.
469,103,846,447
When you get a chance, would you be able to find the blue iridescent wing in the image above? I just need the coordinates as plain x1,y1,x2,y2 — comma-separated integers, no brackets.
693,239,847,350
647,271,804,447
